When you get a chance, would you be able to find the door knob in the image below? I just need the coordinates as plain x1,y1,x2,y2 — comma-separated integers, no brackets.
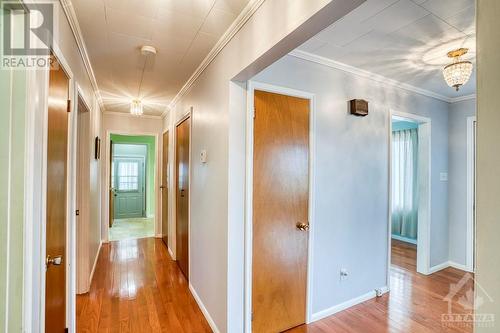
46,255,63,268
296,222,309,231
180,189,185,197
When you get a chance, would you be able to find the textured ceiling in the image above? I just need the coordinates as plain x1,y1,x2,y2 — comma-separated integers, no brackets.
72,0,250,115
297,0,476,99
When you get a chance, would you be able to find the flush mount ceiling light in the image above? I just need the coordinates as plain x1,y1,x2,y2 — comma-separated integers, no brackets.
130,99,143,116
442,48,473,91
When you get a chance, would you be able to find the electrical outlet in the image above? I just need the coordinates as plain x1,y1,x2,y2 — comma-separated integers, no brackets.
340,268,349,280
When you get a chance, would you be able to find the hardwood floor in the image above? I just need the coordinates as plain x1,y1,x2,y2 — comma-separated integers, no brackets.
288,240,474,333
76,238,211,333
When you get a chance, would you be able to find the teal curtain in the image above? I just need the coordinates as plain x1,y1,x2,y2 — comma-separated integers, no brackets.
392,128,418,240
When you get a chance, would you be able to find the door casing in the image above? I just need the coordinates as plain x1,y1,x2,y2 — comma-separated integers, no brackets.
244,81,316,332
162,130,169,247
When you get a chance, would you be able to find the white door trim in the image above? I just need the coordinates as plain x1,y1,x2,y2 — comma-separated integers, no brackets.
466,116,476,272
389,110,432,278
244,81,316,332
104,130,160,241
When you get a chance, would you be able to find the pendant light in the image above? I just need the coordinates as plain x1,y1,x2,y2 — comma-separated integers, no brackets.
130,45,157,115
442,48,473,91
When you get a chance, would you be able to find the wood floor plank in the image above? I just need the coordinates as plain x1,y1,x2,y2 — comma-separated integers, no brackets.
77,238,212,333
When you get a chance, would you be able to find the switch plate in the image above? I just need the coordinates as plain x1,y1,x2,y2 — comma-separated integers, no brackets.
200,149,207,163
440,172,448,181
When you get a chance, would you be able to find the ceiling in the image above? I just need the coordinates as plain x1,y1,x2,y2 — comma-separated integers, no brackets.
72,0,251,115
297,0,476,99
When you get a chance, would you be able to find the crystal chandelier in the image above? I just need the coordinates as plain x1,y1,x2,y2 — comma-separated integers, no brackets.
130,99,143,116
442,48,473,91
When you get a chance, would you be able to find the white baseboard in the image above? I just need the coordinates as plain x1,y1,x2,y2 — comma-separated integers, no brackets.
429,261,473,274
310,286,389,323
88,240,102,290
147,214,155,218
168,247,175,260
391,234,417,245
189,283,220,333
155,233,162,238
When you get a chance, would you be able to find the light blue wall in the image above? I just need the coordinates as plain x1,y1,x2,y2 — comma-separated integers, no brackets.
448,99,476,266
253,54,450,314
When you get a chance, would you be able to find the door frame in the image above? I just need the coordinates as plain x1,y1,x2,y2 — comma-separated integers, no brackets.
104,130,160,241
466,116,476,272
161,129,170,251
112,154,147,219
388,110,432,278
23,41,78,332
244,81,316,332
173,110,192,266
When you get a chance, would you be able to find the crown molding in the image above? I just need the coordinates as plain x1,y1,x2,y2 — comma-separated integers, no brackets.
59,0,104,110
449,94,476,103
288,49,472,104
163,0,266,117
103,111,162,120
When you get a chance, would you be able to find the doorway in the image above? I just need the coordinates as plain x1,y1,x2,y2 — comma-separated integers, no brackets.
45,54,70,333
108,134,156,241
389,111,431,276
248,86,313,333
175,116,190,279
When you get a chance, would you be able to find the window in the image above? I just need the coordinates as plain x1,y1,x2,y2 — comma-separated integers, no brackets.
118,161,139,191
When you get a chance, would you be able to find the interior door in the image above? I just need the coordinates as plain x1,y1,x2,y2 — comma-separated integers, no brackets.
113,157,145,219
109,140,114,227
162,131,169,247
252,90,310,333
176,117,190,279
45,54,70,333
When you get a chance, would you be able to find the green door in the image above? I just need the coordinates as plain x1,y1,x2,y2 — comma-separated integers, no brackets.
113,157,145,219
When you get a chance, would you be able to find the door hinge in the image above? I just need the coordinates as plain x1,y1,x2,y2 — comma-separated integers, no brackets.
253,107,256,119
65,328,69,333
251,312,254,321
76,210,80,216
67,99,71,113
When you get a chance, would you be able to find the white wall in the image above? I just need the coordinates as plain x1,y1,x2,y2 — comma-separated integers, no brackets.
165,1,366,331
448,99,476,266
252,54,451,314
476,0,500,330
101,113,163,240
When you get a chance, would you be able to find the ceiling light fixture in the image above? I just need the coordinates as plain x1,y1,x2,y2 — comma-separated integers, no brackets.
130,45,157,116
442,48,473,91
130,99,143,116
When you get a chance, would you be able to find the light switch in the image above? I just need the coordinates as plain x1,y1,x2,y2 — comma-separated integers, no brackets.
200,149,207,163
440,172,448,181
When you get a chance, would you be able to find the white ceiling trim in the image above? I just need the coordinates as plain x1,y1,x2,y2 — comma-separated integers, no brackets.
60,0,104,110
289,49,466,104
449,94,476,103
103,111,162,119
163,0,266,117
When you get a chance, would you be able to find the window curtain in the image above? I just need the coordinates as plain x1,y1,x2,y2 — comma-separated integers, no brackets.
392,128,418,240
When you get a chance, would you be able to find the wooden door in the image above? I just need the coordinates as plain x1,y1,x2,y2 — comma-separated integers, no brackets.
252,90,310,333
45,55,70,333
113,157,146,218
176,118,190,279
162,131,169,247
109,140,114,227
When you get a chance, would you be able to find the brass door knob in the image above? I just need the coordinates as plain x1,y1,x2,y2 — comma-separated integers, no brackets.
46,255,63,268
296,222,309,231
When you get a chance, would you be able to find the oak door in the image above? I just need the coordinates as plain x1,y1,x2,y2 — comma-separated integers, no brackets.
176,118,190,279
162,131,169,247
45,55,70,333
252,90,310,333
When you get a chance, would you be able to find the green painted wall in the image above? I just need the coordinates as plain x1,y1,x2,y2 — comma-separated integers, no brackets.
110,134,156,216
0,3,27,331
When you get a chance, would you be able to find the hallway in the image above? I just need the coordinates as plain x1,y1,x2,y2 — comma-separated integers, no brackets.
76,238,211,333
